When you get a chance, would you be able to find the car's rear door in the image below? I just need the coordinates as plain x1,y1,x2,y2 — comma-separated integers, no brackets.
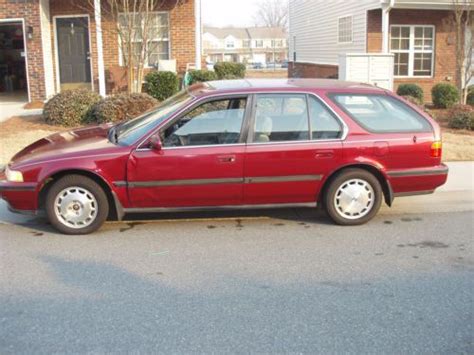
127,95,249,208
243,93,345,205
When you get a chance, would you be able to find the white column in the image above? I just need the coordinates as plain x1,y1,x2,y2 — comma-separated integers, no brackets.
194,0,202,69
94,0,106,96
381,7,390,53
39,0,55,98
381,0,394,53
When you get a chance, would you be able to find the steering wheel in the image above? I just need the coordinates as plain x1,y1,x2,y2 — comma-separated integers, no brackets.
167,133,187,147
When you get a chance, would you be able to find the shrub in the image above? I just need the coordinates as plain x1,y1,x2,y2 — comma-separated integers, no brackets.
447,104,474,130
401,95,423,107
220,74,241,80
188,70,218,85
397,84,423,103
213,62,246,79
467,86,474,106
144,71,179,101
43,89,101,127
431,83,459,108
87,93,158,124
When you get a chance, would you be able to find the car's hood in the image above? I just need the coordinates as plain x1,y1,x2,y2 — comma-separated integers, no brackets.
10,124,119,167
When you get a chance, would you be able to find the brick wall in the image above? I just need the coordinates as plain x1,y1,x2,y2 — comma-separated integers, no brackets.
1,0,196,100
367,9,457,102
169,0,196,73
288,62,338,79
0,0,46,102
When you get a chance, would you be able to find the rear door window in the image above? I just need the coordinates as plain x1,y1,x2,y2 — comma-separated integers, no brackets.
330,94,432,133
308,96,343,139
252,94,309,142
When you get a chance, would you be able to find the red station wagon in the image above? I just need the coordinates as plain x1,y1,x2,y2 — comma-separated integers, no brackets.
0,79,448,234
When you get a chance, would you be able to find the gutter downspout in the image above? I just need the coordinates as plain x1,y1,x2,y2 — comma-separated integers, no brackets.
94,0,106,96
382,0,395,53
194,0,202,69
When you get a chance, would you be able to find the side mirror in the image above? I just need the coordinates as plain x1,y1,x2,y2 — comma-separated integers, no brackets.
149,134,162,151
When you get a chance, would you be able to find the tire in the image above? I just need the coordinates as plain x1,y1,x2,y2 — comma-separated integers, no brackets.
324,169,382,225
45,175,109,235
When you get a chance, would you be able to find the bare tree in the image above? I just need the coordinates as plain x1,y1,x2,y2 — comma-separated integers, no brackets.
253,0,288,29
82,0,184,93
451,0,473,104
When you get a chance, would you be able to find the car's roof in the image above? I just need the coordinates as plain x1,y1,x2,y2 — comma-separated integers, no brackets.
188,78,386,97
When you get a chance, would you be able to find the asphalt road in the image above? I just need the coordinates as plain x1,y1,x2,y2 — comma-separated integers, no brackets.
0,163,473,353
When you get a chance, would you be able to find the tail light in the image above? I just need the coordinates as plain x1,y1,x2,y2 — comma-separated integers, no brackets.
430,141,442,158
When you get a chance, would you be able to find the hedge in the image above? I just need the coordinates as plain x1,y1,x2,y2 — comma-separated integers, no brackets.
401,95,423,107
397,84,423,103
447,104,474,130
144,71,179,101
43,89,101,127
87,93,158,124
467,86,474,106
188,70,218,85
431,83,459,108
213,62,246,79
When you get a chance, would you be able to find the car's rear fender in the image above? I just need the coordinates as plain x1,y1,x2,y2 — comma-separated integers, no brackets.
319,161,394,207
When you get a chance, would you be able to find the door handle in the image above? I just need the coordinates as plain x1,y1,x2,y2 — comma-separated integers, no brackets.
217,155,236,163
315,150,334,158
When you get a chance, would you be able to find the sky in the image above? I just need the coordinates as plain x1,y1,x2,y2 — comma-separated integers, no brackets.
201,0,260,27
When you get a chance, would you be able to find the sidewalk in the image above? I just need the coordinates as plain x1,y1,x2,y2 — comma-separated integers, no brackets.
438,161,474,192
0,103,42,122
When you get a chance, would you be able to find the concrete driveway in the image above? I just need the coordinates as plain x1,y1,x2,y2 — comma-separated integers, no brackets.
0,93,42,122
0,162,472,353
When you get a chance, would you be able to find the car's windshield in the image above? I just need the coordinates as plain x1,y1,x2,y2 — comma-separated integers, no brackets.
115,91,194,146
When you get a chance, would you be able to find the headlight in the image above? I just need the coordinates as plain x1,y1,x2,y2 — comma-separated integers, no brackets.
5,166,23,182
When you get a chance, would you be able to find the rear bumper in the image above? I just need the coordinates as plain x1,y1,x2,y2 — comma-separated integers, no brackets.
387,164,449,196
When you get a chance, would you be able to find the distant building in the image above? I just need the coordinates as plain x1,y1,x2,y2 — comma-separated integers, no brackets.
203,26,288,65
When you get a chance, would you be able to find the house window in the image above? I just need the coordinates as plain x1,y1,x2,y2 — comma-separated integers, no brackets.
390,25,434,77
271,39,283,47
242,39,251,48
225,39,235,49
118,12,170,67
255,40,263,48
338,15,352,43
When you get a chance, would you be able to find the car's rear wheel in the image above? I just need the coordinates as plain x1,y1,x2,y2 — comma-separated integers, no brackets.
45,175,109,234
324,169,382,225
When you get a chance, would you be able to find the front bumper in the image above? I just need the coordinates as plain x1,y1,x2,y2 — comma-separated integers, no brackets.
0,166,39,214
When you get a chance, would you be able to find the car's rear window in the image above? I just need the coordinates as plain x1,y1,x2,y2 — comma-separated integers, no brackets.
329,94,432,133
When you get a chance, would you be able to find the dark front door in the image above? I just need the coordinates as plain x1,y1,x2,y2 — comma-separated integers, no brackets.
56,17,91,90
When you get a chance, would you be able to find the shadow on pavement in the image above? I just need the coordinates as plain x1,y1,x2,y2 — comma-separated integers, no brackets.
1,255,472,353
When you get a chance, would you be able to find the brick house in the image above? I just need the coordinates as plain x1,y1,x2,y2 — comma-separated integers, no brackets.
0,0,202,105
288,0,472,102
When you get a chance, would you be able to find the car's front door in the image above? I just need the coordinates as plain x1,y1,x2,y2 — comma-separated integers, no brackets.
127,95,249,208
243,93,344,205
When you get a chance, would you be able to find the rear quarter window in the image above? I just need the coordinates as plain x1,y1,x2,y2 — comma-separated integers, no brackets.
329,94,432,133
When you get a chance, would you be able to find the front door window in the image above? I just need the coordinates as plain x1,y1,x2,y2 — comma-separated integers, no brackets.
162,97,247,147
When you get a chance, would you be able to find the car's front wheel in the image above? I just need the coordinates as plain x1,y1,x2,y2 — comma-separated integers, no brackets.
324,169,382,225
45,175,109,234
